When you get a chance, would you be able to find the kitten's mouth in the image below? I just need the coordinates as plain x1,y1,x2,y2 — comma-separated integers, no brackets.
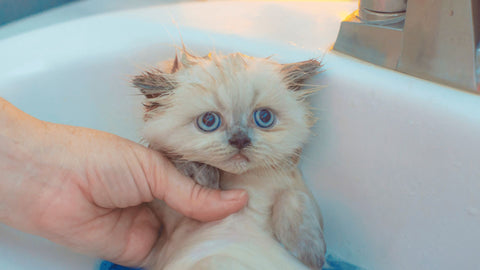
230,153,250,163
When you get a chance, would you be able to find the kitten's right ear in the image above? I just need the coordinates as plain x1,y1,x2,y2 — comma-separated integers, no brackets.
281,59,322,91
132,69,176,99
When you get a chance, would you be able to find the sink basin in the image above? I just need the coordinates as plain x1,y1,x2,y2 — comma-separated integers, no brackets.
1,1,479,270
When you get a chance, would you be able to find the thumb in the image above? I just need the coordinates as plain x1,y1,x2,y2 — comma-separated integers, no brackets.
150,153,248,222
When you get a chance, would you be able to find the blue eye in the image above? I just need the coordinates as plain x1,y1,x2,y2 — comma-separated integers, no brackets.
197,112,221,132
253,108,275,128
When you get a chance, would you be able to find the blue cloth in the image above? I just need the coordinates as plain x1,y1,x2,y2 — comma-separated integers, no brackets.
324,254,365,270
98,261,142,270
99,254,364,270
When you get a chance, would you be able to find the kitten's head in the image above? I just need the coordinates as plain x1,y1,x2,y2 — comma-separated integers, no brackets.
133,50,321,174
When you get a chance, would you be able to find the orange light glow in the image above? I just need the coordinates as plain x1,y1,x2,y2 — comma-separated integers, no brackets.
337,10,353,20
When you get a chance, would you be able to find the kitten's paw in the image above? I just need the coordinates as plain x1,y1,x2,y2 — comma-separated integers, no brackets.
293,232,326,270
272,190,326,270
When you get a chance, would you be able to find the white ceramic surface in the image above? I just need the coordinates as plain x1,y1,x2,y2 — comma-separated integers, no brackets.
1,1,479,270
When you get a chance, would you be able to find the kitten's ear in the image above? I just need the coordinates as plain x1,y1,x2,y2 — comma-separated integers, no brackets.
132,69,176,99
281,59,322,91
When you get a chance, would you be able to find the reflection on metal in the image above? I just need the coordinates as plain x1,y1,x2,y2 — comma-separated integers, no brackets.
334,0,480,92
359,0,407,23
360,0,407,12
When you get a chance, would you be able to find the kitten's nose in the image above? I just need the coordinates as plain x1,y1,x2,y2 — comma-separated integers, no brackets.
229,132,251,149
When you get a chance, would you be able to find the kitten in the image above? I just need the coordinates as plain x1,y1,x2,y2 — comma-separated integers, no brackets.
133,49,326,270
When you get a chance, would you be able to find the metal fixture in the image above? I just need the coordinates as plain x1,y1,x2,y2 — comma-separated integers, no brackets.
334,0,480,92
358,0,407,23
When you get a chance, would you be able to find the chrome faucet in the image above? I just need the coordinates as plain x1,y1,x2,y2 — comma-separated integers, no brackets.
334,0,479,92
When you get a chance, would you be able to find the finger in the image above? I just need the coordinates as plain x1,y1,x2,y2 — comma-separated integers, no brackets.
151,154,248,222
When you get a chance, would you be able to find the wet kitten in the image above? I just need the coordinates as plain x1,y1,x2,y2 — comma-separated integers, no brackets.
133,49,326,270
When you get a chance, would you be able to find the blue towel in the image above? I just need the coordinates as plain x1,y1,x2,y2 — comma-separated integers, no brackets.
99,253,364,270
99,261,142,270
323,254,365,270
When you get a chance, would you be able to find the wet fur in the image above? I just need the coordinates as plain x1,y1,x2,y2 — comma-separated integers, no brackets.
133,49,326,269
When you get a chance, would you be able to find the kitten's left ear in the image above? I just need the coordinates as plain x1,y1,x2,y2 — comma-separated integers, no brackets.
281,59,322,91
132,69,176,99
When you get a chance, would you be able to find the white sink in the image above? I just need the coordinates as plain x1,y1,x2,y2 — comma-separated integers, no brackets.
1,1,479,270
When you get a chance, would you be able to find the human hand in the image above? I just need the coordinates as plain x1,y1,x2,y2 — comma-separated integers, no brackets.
0,98,248,266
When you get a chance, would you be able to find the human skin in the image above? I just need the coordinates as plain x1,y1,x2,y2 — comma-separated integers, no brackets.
0,97,248,266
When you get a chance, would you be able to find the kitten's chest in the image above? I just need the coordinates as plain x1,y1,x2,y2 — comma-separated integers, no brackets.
152,169,303,269
219,170,294,228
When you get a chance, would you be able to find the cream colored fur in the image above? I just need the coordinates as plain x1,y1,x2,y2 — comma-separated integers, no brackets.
134,50,325,270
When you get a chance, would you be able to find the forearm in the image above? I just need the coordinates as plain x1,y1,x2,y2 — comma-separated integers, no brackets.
0,97,47,230
0,97,46,137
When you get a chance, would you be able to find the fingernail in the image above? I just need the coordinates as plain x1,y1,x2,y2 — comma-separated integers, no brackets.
220,190,247,201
